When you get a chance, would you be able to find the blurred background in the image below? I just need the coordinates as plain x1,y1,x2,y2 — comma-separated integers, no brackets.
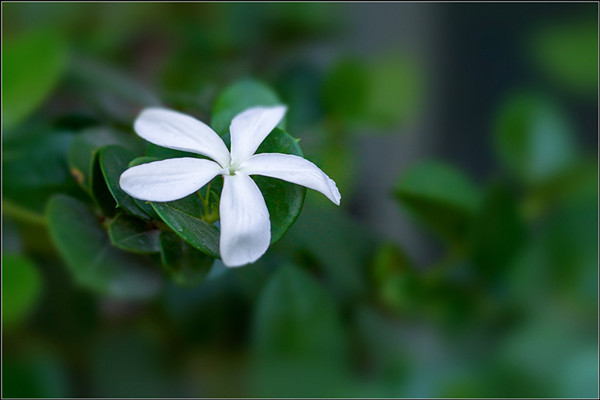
2,2,598,397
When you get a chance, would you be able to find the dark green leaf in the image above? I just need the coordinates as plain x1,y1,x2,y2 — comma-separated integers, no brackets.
152,196,220,258
159,231,214,286
322,58,369,123
492,92,578,184
251,263,349,396
470,183,526,280
2,353,71,398
3,128,80,218
68,56,161,123
211,79,285,135
394,161,480,241
46,195,161,300
99,145,149,219
2,30,67,130
2,253,42,329
68,126,144,192
90,150,118,217
108,214,160,254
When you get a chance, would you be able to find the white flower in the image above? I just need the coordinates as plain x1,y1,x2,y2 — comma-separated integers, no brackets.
119,105,341,267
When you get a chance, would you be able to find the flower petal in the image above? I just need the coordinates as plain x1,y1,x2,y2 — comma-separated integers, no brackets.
241,153,341,205
219,173,270,267
134,108,231,167
229,105,286,165
119,158,223,202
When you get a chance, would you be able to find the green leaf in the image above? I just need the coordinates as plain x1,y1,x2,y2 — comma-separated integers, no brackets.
211,79,286,135
46,195,161,300
2,253,42,329
98,145,149,219
108,214,160,254
394,161,480,240
254,128,306,243
2,353,71,398
159,231,214,286
251,263,349,396
470,183,526,280
151,196,220,258
2,30,67,130
68,126,144,192
529,20,598,95
68,56,161,123
364,54,423,128
3,127,80,218
322,58,369,123
90,150,118,217
492,92,578,184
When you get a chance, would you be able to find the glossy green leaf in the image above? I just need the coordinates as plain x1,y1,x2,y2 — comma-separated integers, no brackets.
108,213,160,254
493,93,578,184
211,79,286,135
159,231,214,286
394,161,480,240
46,195,161,299
98,145,149,219
2,253,42,329
152,196,220,258
90,150,118,217
3,127,80,218
2,30,67,130
68,126,144,192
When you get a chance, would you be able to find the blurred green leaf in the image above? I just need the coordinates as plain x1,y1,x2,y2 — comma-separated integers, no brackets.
2,253,42,329
275,204,372,302
46,194,161,299
152,196,220,259
68,126,144,192
470,183,526,280
159,231,214,286
68,56,161,122
251,263,350,396
108,213,160,254
211,79,286,135
364,54,423,128
323,54,424,130
3,128,80,218
493,93,578,184
99,145,149,220
2,30,67,130
322,58,369,123
394,161,480,241
254,128,306,243
90,330,175,397
530,20,598,95
2,353,71,398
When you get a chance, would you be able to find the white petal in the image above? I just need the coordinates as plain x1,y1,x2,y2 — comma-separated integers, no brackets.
229,105,286,165
135,108,231,167
119,158,223,202
241,153,341,205
219,173,271,267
